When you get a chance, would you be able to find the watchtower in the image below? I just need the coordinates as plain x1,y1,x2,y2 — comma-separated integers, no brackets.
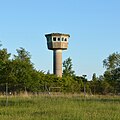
45,33,70,77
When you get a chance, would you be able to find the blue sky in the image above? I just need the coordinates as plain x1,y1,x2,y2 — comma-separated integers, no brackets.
0,0,120,79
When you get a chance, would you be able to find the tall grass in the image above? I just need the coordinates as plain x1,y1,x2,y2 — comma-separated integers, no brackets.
0,94,120,120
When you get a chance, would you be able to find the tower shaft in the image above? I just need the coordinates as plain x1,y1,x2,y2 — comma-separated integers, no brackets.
53,49,62,77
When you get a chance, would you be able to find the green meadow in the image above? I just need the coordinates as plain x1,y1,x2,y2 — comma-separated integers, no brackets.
0,94,120,120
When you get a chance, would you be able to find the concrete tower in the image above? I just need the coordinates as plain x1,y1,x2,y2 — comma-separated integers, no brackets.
45,33,70,77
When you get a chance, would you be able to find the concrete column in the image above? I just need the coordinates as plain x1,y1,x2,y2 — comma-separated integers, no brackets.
53,49,62,77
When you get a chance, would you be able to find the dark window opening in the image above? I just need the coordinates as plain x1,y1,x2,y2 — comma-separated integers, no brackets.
58,38,60,41
53,37,56,41
65,38,67,41
62,38,64,41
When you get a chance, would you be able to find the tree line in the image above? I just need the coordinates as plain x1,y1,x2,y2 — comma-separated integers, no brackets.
0,45,120,95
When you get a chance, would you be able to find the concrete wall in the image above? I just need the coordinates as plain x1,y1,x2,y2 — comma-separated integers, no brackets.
53,50,62,77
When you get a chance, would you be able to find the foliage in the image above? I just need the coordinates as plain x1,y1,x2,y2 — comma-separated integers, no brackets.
63,57,75,77
0,48,11,83
0,44,119,94
103,52,120,71
103,52,120,94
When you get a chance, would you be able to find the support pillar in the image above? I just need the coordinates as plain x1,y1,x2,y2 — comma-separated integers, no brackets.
53,49,62,77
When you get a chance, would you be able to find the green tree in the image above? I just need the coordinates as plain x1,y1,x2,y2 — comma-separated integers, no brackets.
73,76,84,93
13,48,34,92
14,47,31,63
91,73,97,95
112,67,120,93
103,52,120,94
103,52,120,71
63,57,75,77
0,48,11,82
28,70,45,92
0,48,11,65
0,48,12,92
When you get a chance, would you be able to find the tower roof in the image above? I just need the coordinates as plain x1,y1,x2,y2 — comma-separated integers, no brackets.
45,33,70,37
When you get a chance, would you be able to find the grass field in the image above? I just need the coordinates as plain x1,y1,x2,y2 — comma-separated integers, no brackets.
0,94,120,120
